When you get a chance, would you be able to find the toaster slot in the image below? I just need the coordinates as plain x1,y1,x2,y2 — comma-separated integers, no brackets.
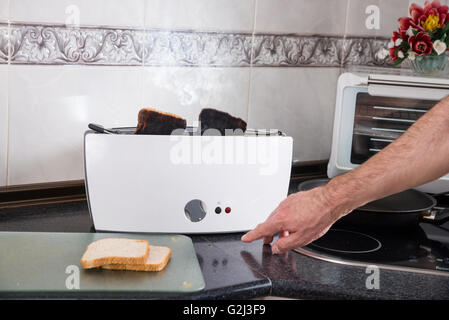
88,126,285,136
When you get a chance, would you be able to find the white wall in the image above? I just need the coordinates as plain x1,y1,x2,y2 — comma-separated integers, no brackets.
0,0,409,187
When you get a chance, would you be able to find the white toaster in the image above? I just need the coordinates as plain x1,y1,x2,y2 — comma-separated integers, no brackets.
84,128,293,233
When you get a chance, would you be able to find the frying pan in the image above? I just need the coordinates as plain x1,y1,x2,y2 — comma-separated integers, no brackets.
297,178,449,229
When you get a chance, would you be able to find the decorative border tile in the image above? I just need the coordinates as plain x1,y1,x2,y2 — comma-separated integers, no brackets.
342,37,392,67
251,35,392,67
9,24,143,65
252,34,344,67
0,23,8,63
142,30,253,67
0,22,395,68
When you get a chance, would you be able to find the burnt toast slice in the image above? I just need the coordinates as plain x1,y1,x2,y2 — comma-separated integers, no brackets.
134,108,187,135
199,108,247,136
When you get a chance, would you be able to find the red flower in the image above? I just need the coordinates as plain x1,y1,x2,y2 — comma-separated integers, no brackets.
398,16,424,32
389,47,399,62
392,30,406,42
408,31,433,56
398,17,412,31
409,1,448,30
388,30,407,62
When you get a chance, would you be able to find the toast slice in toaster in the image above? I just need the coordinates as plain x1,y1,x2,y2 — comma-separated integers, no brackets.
80,238,150,269
102,245,171,272
199,108,247,135
134,108,187,135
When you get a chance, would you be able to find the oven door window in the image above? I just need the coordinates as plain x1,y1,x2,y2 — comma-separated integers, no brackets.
351,92,438,164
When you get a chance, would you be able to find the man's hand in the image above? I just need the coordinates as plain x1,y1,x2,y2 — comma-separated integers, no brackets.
241,96,449,255
241,185,350,254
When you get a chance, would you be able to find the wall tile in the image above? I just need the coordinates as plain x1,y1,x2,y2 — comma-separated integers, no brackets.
10,0,145,28
142,67,250,126
8,65,143,186
144,0,256,32
0,65,8,187
409,0,449,7
346,0,409,38
0,0,8,22
346,0,449,38
255,0,348,35
248,67,341,162
2,0,408,187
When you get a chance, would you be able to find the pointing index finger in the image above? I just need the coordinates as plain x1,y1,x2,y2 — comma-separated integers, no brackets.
241,219,283,243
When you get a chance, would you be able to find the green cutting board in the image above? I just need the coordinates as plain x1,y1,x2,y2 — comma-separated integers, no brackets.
0,232,205,293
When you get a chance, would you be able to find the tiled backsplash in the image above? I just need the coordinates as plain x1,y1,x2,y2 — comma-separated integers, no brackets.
0,0,410,187
1,24,392,67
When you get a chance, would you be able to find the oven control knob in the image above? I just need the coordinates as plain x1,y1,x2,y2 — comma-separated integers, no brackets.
184,199,207,222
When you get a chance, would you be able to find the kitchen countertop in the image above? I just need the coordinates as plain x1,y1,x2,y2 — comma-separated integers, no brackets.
1,186,449,300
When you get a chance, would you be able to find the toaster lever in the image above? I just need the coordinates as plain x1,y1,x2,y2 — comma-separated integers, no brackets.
88,123,121,134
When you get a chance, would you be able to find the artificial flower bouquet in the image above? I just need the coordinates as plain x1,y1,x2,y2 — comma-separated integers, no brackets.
389,0,449,68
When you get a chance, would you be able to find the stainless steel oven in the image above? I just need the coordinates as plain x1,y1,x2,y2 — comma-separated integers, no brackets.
328,73,449,193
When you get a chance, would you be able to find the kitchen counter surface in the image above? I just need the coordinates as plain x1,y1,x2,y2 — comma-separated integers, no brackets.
1,197,449,300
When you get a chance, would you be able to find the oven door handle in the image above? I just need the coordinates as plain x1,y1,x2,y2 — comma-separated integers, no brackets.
367,75,449,100
368,81,449,101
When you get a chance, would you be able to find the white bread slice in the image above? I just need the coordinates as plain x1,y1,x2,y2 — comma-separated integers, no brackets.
102,245,171,272
81,238,150,269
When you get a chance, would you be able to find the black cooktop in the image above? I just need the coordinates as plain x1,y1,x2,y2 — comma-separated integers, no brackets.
295,199,449,276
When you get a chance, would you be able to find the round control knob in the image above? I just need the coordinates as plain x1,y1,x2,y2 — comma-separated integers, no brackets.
184,199,207,222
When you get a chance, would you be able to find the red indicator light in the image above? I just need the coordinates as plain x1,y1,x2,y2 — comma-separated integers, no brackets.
225,207,231,214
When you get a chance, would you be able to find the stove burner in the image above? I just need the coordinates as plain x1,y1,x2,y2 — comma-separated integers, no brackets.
309,229,382,254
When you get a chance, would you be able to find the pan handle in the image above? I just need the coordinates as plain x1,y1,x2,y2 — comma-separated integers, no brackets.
424,208,449,224
432,190,449,197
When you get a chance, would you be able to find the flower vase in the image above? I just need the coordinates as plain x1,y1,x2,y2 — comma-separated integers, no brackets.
408,53,449,77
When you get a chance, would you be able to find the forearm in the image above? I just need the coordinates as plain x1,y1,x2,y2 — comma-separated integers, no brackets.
325,95,449,218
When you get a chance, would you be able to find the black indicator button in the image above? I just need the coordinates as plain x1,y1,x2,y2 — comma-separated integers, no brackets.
215,207,221,214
